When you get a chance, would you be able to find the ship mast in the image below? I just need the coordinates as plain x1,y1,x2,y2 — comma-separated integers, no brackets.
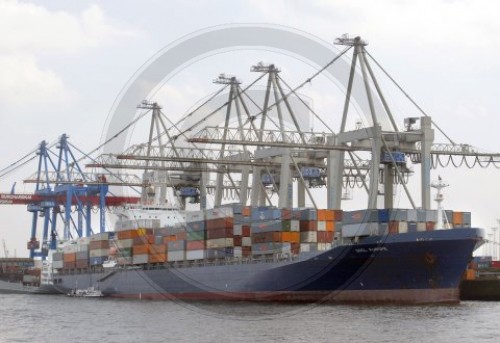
431,176,449,230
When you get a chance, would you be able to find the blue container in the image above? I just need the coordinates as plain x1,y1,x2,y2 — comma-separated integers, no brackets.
251,208,282,221
90,256,106,266
301,167,321,178
179,187,198,197
378,209,390,223
300,209,317,221
206,247,234,259
408,222,418,233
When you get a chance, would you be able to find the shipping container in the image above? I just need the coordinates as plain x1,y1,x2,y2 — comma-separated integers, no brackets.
206,227,233,240
167,240,186,251
426,222,435,231
187,221,205,232
148,253,166,263
167,251,185,262
52,252,63,261
206,217,233,230
63,253,76,263
453,211,464,226
398,221,408,234
89,249,108,258
300,221,318,232
150,244,166,255
389,221,399,234
117,247,133,258
186,230,206,241
417,222,426,232
133,245,149,256
299,208,317,221
206,238,234,249
281,232,300,243
133,235,154,245
251,220,284,233
52,260,64,269
290,220,300,232
342,223,379,237
89,240,110,250
206,247,234,259
252,242,291,255
317,221,327,231
186,240,205,251
76,251,88,260
115,239,134,249
317,231,334,243
242,237,252,246
89,256,106,266
425,210,438,222
186,250,205,260
132,254,149,265
300,243,318,253
75,260,89,269
300,231,318,243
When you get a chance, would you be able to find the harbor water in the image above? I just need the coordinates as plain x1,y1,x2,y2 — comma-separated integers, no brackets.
1,294,499,342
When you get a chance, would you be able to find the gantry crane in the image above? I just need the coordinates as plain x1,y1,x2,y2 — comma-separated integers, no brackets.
0,134,141,259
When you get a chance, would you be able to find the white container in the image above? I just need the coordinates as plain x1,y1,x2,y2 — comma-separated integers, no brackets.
186,250,205,260
89,249,108,258
168,251,185,262
398,221,408,233
132,254,148,265
233,224,242,236
417,222,426,232
206,238,234,249
242,237,252,246
300,231,317,243
317,243,332,251
290,220,300,232
52,260,64,269
317,221,327,232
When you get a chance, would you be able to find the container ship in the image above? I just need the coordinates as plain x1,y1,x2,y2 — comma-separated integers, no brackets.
49,205,483,304
1,35,490,303
0,258,58,294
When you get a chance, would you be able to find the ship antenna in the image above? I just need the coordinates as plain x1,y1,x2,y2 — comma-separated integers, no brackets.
431,176,449,230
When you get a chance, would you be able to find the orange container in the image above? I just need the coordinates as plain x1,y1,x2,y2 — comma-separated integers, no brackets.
326,221,335,232
133,245,149,255
389,221,399,234
318,209,335,221
426,222,435,231
281,232,300,243
148,253,166,263
242,206,251,217
150,244,166,255
63,253,76,262
453,212,464,226
117,229,140,240
162,235,177,243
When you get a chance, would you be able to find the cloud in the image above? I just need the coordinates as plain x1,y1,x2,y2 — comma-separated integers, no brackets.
0,1,140,109
0,1,137,53
0,54,77,108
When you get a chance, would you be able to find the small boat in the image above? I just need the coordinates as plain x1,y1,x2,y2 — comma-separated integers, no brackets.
67,286,103,297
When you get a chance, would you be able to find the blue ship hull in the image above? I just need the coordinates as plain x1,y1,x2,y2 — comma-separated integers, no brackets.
54,228,484,304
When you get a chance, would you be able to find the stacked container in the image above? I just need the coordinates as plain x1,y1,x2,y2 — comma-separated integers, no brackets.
205,207,234,259
89,232,111,266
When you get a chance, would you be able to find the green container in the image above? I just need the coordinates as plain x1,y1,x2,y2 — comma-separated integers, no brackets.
281,220,291,232
187,230,206,241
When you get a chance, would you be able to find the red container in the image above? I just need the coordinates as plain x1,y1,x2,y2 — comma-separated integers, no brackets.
233,236,242,246
176,231,187,240
186,240,205,250
206,217,234,230
89,240,109,250
242,225,251,237
75,260,88,269
133,235,154,245
426,222,435,231
389,221,399,234
281,209,292,220
491,261,500,269
300,220,317,232
63,261,76,269
317,231,334,243
206,227,234,240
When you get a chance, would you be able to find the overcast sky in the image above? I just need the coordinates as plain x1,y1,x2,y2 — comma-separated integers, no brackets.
0,0,499,257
